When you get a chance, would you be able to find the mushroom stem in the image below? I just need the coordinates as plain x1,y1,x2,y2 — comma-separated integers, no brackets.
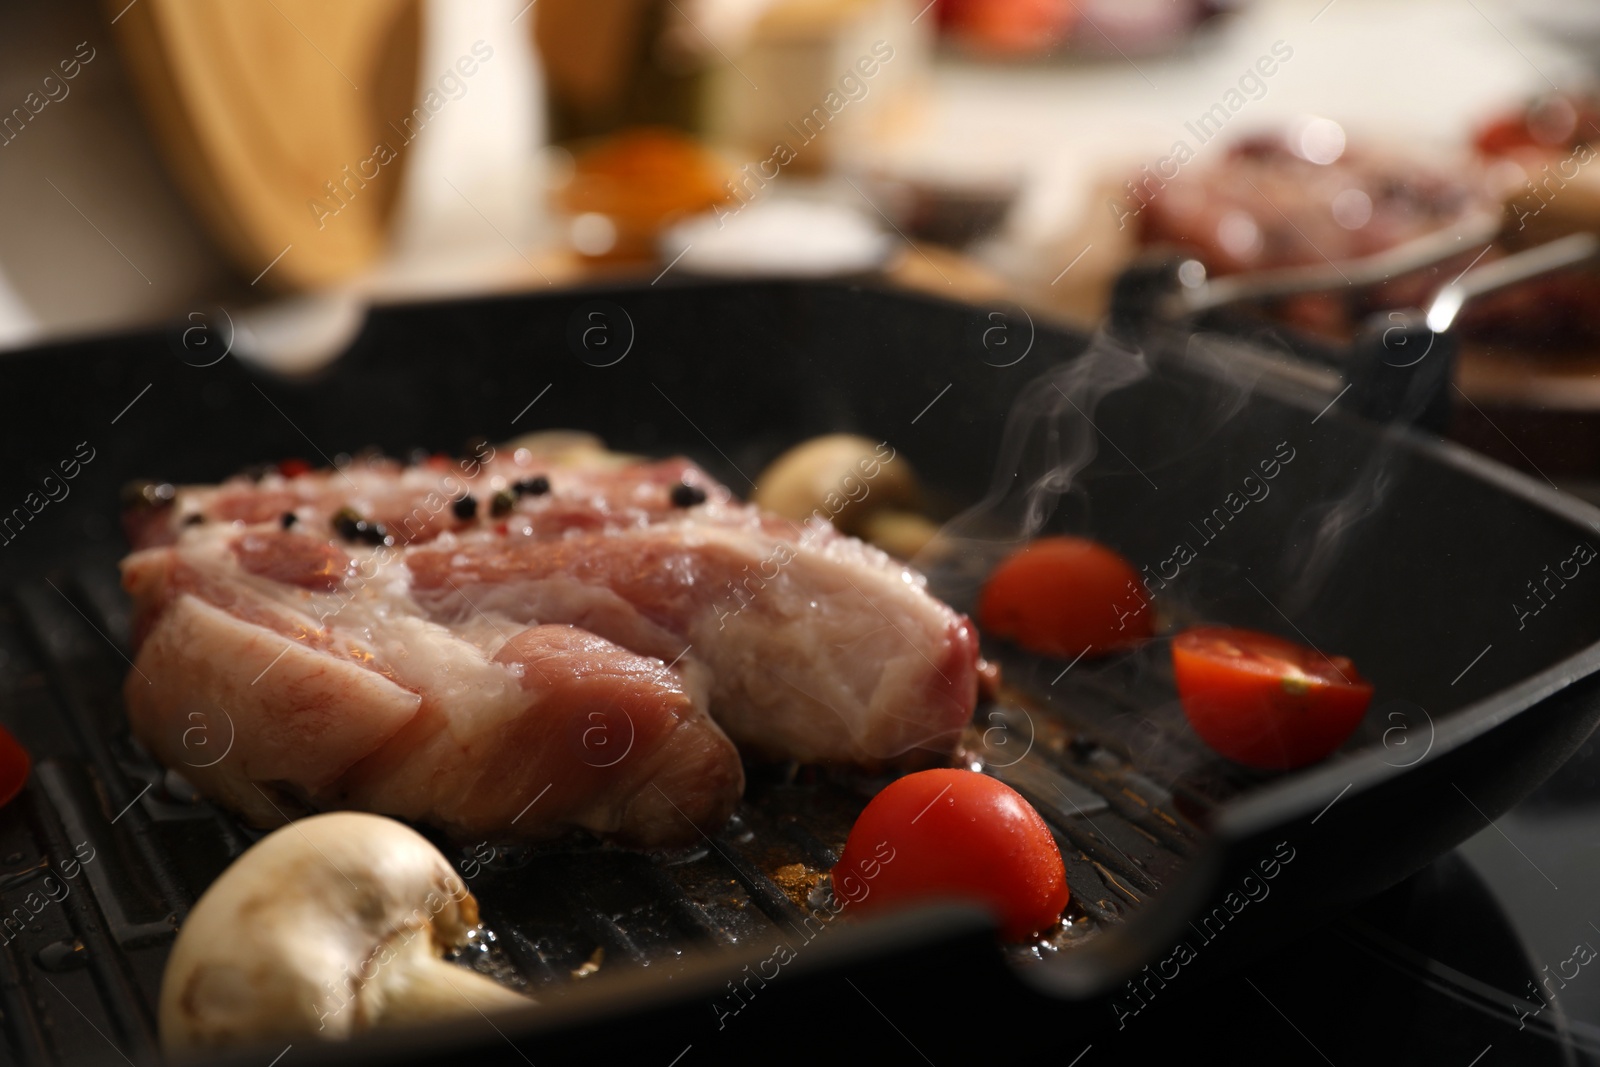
859,508,941,560
367,938,532,1024
159,812,534,1048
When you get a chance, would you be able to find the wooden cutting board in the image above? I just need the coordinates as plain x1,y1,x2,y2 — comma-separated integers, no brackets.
109,0,421,290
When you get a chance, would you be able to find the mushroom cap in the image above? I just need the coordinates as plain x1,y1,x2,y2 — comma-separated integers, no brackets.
503,430,634,468
752,434,918,536
160,812,487,1047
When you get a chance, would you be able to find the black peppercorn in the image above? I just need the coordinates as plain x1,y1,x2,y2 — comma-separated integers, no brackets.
280,512,297,529
355,521,392,547
331,508,390,545
670,483,707,507
453,495,478,520
513,476,550,497
183,513,205,527
332,506,363,540
491,489,515,518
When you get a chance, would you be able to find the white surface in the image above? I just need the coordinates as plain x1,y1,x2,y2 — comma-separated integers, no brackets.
384,0,543,271
662,197,893,277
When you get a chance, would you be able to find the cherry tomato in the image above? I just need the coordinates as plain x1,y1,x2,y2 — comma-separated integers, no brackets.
1475,116,1540,157
276,458,311,478
978,536,1153,658
0,725,29,808
831,769,1069,941
1172,627,1373,770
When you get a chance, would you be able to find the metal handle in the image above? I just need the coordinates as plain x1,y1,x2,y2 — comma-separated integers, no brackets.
1111,225,1600,431
1424,232,1600,332
1346,232,1600,430
1107,214,1505,341
1178,211,1504,317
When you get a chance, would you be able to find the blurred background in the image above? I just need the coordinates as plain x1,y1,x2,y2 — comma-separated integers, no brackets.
10,0,1600,495
9,0,1600,492
0,0,1597,452
6,0,1600,480
2,0,1595,362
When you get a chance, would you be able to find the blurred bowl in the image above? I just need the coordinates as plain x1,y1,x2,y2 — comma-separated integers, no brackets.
847,167,1023,249
658,198,894,278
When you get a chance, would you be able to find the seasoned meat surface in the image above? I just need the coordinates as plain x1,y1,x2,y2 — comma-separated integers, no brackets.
121,436,978,846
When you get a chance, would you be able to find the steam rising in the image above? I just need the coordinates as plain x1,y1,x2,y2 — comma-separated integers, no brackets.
1279,335,1437,615
919,330,1151,608
919,326,1279,611
924,321,1396,790
1281,457,1396,617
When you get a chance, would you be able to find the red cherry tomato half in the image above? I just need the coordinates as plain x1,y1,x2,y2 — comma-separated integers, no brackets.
831,769,1069,941
978,536,1153,658
1172,627,1373,770
0,725,30,808
277,458,311,478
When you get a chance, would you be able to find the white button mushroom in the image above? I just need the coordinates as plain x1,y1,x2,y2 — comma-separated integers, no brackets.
160,812,530,1048
502,430,634,468
753,434,939,557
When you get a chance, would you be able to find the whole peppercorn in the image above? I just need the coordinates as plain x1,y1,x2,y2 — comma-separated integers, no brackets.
332,506,363,540
331,507,392,546
513,476,550,497
670,483,707,508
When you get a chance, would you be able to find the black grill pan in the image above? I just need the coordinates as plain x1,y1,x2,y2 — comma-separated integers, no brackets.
0,279,1598,1064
